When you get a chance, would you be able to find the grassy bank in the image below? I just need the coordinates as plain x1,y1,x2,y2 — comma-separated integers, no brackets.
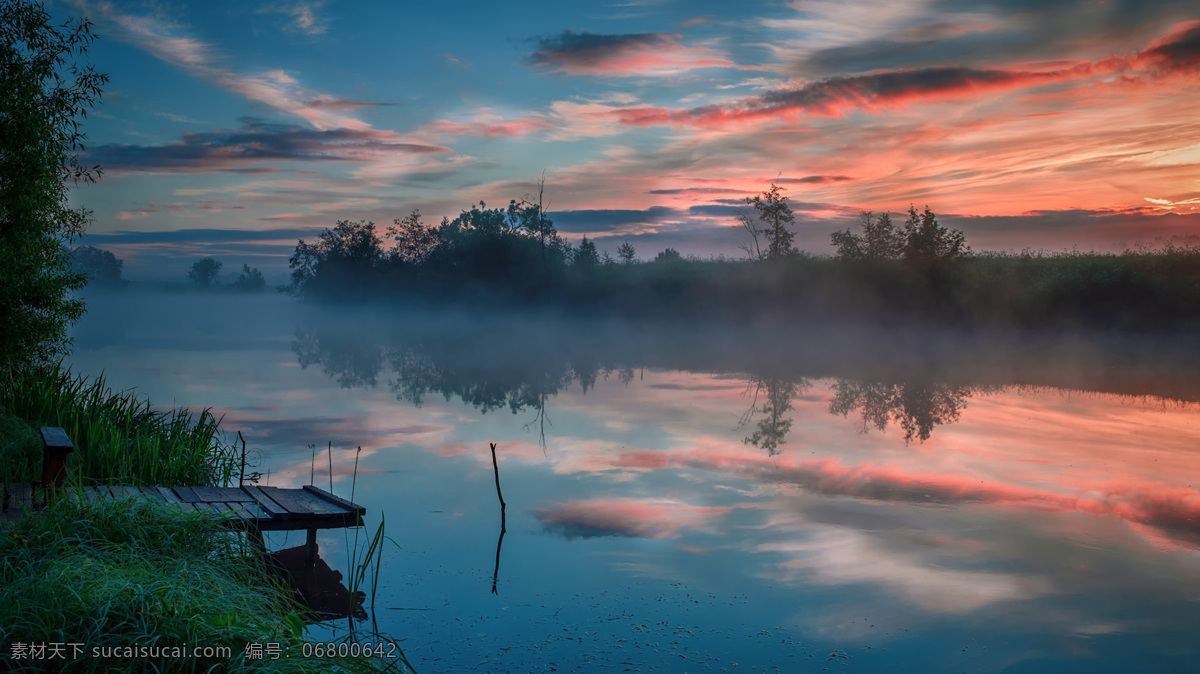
0,364,238,487
0,364,411,672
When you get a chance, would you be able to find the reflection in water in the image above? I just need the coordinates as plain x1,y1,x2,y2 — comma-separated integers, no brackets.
828,379,987,443
489,442,507,595
64,293,1200,671
739,377,809,455
266,545,367,622
295,325,996,445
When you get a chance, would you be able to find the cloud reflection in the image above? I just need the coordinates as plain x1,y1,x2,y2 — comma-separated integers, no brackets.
534,498,731,540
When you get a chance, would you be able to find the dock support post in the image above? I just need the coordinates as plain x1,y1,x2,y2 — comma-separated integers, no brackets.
40,427,74,493
305,528,317,570
248,524,267,555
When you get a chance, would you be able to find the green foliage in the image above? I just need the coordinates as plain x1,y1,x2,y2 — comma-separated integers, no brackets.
188,257,223,287
0,363,238,486
235,264,266,292
0,408,41,484
0,0,108,369
0,498,408,673
70,245,123,286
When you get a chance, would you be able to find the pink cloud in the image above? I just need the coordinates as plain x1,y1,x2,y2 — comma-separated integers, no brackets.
530,31,755,77
533,497,732,539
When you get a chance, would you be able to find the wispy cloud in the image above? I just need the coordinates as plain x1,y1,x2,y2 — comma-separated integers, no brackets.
89,119,449,173
530,31,750,77
256,1,330,36
613,21,1199,129
71,1,379,131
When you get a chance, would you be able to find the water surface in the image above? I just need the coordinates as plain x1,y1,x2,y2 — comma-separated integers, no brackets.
67,290,1200,672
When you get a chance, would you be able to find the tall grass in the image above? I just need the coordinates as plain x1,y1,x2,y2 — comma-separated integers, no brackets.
0,497,409,673
0,363,239,487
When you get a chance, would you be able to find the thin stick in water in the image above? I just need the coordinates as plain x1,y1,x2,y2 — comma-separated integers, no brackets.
490,442,507,594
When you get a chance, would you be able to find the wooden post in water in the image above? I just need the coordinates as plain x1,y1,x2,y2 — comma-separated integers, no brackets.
306,528,318,571
39,427,73,489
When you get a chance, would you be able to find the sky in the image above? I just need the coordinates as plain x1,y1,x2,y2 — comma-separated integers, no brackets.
47,0,1200,281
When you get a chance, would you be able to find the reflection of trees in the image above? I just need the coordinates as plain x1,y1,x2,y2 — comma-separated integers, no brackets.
293,330,385,389
828,379,984,443
294,328,639,446
386,345,576,415
740,377,809,456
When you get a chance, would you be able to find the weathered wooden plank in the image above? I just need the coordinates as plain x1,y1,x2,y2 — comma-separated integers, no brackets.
39,427,73,450
242,486,291,520
137,486,166,502
172,486,202,503
154,486,183,505
217,501,256,521
80,487,104,505
191,486,231,502
215,487,253,502
303,485,367,516
256,516,360,532
110,485,142,500
1,483,9,513
260,486,347,516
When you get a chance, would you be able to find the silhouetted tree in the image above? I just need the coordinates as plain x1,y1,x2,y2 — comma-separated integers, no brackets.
831,211,905,261
654,248,682,262
745,183,797,259
617,240,637,264
289,220,384,295
386,209,440,263
573,237,600,269
188,258,222,287
737,211,767,261
902,205,968,266
1,1,107,367
234,264,266,291
71,245,123,286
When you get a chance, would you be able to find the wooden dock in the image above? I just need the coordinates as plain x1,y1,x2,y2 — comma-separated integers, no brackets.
1,483,365,532
1,427,367,564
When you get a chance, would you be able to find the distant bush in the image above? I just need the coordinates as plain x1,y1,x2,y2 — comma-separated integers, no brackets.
71,245,124,287
234,264,266,292
285,194,1200,332
188,258,222,287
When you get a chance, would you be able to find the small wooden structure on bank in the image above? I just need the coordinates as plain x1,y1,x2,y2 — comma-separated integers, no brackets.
1,427,365,565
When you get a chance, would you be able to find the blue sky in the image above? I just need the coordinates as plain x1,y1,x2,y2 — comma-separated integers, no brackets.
49,0,1200,280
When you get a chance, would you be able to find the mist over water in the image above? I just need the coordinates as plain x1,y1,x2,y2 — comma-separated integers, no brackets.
67,289,1200,672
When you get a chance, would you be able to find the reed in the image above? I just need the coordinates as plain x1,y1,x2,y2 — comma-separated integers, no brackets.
0,363,239,487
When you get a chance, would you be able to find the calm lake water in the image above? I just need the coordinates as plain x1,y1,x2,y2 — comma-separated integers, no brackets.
67,290,1200,673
